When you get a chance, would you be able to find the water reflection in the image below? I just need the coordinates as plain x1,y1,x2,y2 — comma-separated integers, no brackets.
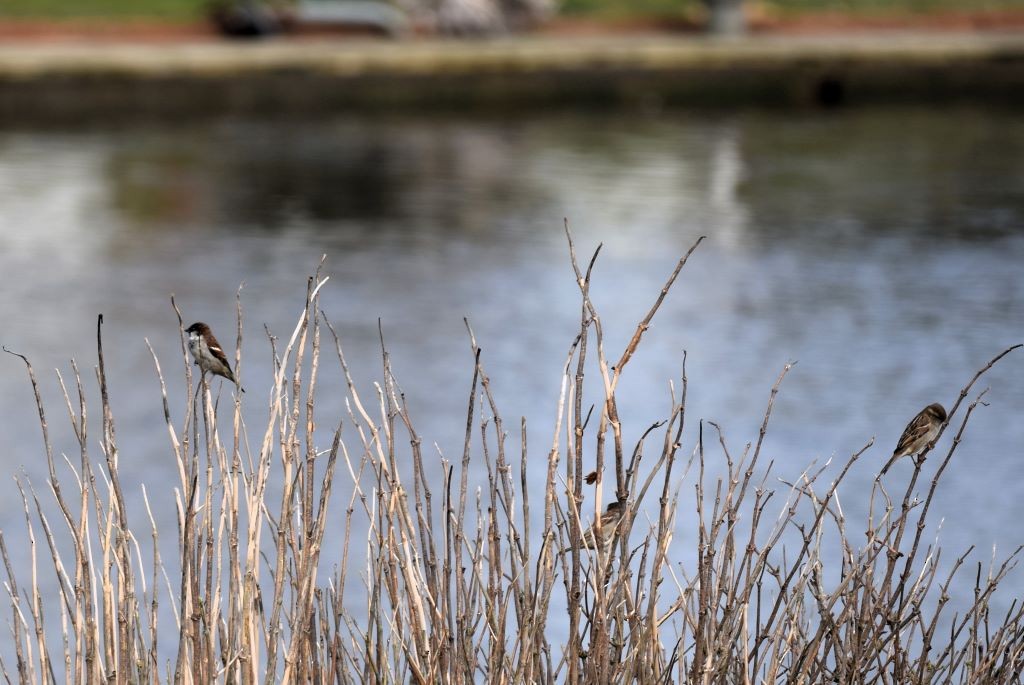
0,106,1022,640
106,119,560,233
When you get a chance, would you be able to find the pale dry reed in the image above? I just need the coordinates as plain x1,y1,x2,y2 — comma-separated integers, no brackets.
1,240,1022,684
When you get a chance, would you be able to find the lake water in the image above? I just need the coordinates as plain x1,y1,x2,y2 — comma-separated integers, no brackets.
0,105,1022,648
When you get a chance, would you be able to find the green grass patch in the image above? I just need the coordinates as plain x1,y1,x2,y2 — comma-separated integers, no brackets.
558,0,1024,19
767,0,1024,15
0,0,1020,21
558,0,692,19
0,0,209,20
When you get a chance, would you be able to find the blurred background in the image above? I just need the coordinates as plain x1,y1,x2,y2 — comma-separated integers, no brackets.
3,0,1024,37
0,0,1022,653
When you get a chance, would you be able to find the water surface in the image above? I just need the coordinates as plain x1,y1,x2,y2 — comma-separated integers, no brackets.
0,106,1022,637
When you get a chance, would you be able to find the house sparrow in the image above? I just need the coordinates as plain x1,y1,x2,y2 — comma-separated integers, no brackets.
186,322,244,392
880,402,946,475
568,500,626,553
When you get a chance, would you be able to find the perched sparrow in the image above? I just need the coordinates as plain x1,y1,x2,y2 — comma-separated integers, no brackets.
584,470,599,485
185,322,244,392
570,501,626,553
880,402,946,475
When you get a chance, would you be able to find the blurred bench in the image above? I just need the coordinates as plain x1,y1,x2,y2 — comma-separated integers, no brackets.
212,0,410,38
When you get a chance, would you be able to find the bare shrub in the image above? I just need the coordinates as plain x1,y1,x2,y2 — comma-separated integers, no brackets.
2,239,1021,683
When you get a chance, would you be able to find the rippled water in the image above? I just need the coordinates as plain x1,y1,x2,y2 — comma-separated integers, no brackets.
0,106,1022,634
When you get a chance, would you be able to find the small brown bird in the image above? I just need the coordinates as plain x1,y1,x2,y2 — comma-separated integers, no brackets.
186,322,244,392
880,402,946,475
570,501,626,553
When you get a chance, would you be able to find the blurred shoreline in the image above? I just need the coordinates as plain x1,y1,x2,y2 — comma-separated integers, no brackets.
0,22,1022,122
4,6,1024,40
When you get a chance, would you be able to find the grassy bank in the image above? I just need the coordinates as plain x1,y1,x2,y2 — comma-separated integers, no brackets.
562,0,1024,19
0,0,206,20
1,240,1022,682
2,0,1022,22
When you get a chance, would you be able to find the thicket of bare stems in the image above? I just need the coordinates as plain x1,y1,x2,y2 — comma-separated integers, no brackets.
1,240,1022,684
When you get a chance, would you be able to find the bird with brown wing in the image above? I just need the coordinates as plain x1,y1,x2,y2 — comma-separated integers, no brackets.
566,501,626,555
880,402,946,476
186,322,244,392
